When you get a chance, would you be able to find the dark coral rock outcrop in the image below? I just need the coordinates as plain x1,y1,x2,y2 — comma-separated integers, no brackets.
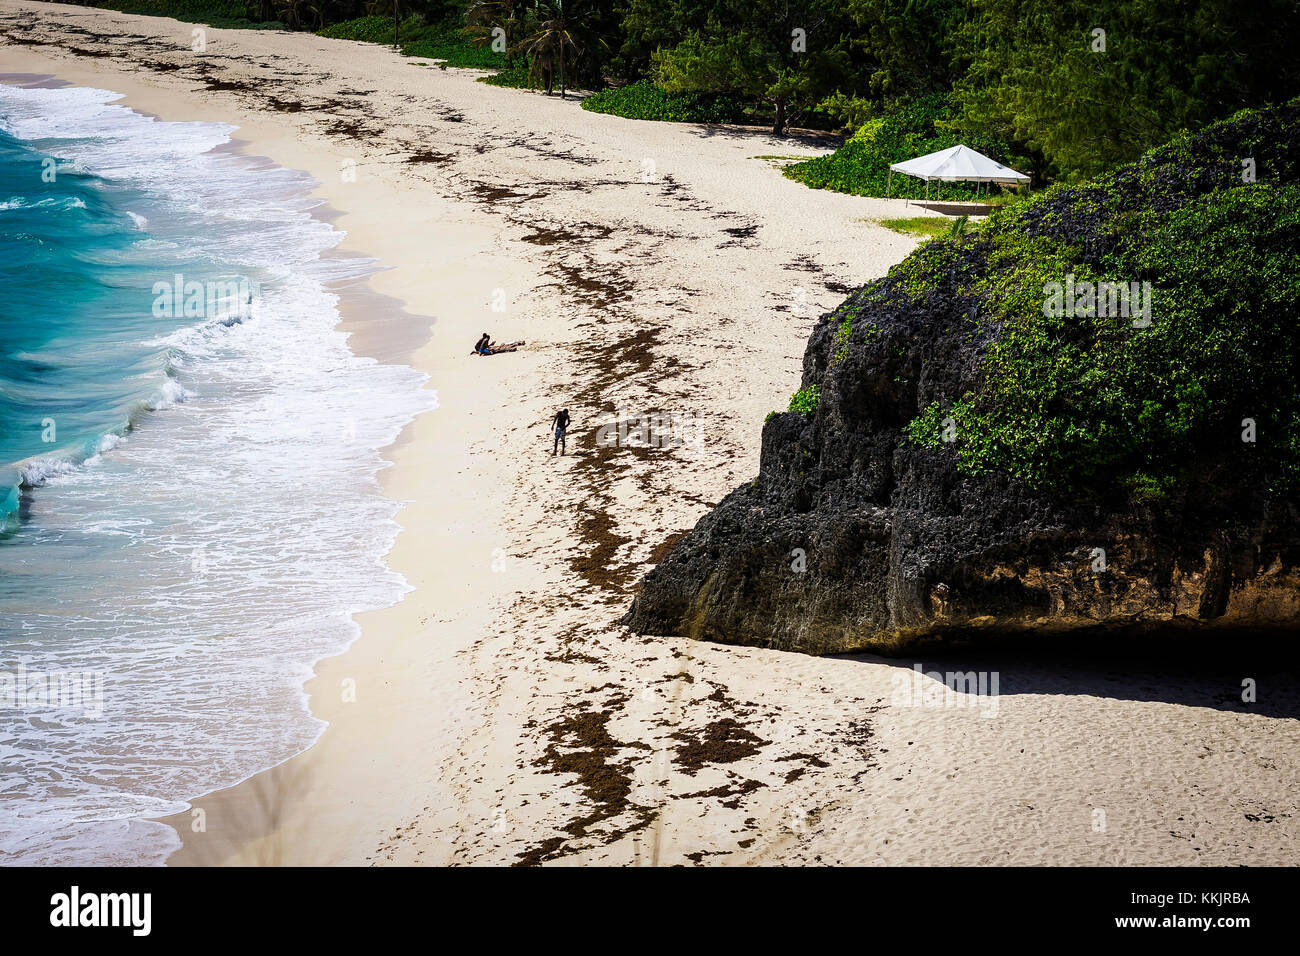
625,104,1300,654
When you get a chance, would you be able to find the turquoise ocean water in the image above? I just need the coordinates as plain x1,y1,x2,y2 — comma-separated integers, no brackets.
0,79,432,864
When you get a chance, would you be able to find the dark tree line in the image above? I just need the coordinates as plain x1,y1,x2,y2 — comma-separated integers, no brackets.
283,0,1300,179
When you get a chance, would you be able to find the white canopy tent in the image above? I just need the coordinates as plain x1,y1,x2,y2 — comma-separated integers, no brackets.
888,144,1030,204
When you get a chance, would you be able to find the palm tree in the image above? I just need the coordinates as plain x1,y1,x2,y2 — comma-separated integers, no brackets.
514,0,605,98
276,0,321,30
362,0,408,50
515,4,569,97
246,0,274,22
465,0,527,69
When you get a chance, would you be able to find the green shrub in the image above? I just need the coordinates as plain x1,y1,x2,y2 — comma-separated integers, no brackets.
581,80,749,125
318,14,398,43
903,400,962,449
319,17,506,70
788,385,821,417
402,28,507,69
479,65,536,89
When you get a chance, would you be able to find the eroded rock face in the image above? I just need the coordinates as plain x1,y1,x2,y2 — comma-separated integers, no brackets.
624,106,1300,654
625,369,1300,654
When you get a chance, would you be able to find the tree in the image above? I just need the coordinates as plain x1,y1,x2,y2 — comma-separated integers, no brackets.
276,0,322,29
246,0,276,22
512,0,609,98
466,0,529,68
953,0,1300,179
819,0,964,125
647,0,852,135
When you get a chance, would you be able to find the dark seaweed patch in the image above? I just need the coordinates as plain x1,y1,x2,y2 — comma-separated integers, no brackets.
671,718,769,774
514,698,655,866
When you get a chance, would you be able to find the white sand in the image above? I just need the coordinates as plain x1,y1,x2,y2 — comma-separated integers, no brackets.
2,0,1296,866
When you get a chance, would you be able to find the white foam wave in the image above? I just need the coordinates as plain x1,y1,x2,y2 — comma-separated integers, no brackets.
17,454,81,487
146,376,194,410
0,82,435,866
0,195,84,210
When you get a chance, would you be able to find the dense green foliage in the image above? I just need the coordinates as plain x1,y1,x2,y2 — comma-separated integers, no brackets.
646,0,851,134
953,0,1300,181
841,0,964,101
581,79,748,124
401,30,504,68
318,14,402,42
54,0,462,33
464,0,623,93
63,0,1300,189
66,0,280,29
478,65,535,88
319,15,506,67
784,94,1024,200
896,105,1300,497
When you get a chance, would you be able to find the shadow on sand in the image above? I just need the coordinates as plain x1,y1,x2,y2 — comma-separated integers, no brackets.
834,633,1300,720
682,123,843,150
906,201,997,216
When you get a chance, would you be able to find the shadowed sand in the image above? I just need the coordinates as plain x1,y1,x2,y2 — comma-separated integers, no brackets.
2,0,1297,866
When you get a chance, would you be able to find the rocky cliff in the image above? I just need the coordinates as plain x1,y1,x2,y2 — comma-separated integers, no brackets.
625,103,1300,654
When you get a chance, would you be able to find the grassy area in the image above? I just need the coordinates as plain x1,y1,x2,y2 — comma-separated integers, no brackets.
750,154,811,170
876,217,952,238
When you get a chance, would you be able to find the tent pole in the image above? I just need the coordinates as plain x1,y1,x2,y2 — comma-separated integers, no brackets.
887,169,892,198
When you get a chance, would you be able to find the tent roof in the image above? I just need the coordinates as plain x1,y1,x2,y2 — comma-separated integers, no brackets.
889,144,1029,184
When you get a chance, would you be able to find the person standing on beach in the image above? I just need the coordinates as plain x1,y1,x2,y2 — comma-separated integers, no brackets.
552,408,570,456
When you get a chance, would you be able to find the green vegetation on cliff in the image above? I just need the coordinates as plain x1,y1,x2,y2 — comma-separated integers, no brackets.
788,385,821,417
894,105,1300,498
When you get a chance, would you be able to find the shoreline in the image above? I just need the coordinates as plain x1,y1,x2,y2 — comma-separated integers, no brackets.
0,23,621,865
4,2,1297,867
0,64,443,864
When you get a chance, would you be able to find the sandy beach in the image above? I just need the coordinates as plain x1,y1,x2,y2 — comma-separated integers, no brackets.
2,1,1297,867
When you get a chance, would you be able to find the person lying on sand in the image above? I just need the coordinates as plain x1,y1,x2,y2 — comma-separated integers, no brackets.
471,333,524,355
